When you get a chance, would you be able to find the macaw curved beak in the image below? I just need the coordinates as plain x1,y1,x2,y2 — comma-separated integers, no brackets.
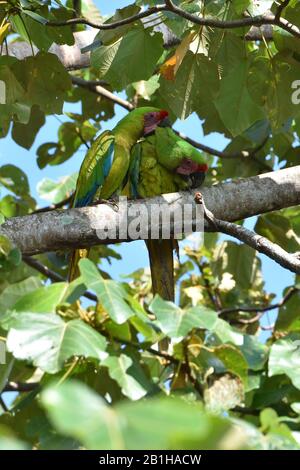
176,159,208,189
158,116,172,128
190,171,206,188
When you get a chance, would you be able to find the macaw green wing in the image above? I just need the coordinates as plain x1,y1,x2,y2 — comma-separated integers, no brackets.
73,130,115,208
130,136,189,198
128,141,142,198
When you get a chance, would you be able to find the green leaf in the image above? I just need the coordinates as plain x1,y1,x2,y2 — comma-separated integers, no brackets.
81,0,102,24
239,334,268,371
0,276,42,313
276,288,300,332
7,314,107,373
12,282,84,314
37,121,96,168
132,75,160,101
248,55,300,130
45,8,74,46
269,333,300,389
0,235,21,272
23,10,48,24
150,296,243,344
0,427,28,450
215,60,264,136
211,31,247,76
160,52,220,120
283,205,300,237
102,354,147,400
12,105,45,149
13,52,72,114
42,380,232,449
0,194,36,218
79,259,135,324
255,213,300,253
212,241,260,292
95,4,140,45
213,344,248,385
11,11,53,51
0,59,20,101
0,164,29,196
91,26,164,91
37,173,77,204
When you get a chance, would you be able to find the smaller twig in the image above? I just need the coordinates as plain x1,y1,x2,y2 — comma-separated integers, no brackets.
275,0,291,21
23,255,66,282
23,256,97,302
183,342,203,396
147,346,178,363
76,128,90,150
175,131,269,164
261,323,275,331
194,192,300,275
47,6,165,30
32,195,73,214
2,381,39,393
57,357,80,386
232,405,260,416
219,286,298,319
198,263,222,310
45,3,300,39
71,75,134,111
100,328,178,364
0,395,8,412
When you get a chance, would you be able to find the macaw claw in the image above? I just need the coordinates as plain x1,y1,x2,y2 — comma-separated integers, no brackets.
90,198,119,212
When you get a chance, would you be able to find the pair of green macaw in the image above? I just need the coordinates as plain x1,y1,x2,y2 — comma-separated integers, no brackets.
69,107,208,301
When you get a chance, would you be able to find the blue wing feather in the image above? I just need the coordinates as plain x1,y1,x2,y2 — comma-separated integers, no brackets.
74,136,114,208
129,143,141,198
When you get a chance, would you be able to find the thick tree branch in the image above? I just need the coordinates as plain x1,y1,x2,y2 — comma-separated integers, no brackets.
0,166,299,258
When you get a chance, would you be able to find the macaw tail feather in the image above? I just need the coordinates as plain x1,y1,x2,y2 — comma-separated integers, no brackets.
146,239,176,301
68,248,89,282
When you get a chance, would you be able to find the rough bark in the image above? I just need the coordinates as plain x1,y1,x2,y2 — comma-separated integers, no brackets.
1,166,299,255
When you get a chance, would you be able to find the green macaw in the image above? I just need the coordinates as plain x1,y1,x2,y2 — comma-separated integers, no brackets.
68,107,169,281
128,127,208,301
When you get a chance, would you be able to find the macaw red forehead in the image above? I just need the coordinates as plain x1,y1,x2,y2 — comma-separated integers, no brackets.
176,159,208,175
158,110,169,120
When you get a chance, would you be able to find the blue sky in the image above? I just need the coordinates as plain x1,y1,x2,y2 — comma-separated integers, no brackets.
0,0,294,329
